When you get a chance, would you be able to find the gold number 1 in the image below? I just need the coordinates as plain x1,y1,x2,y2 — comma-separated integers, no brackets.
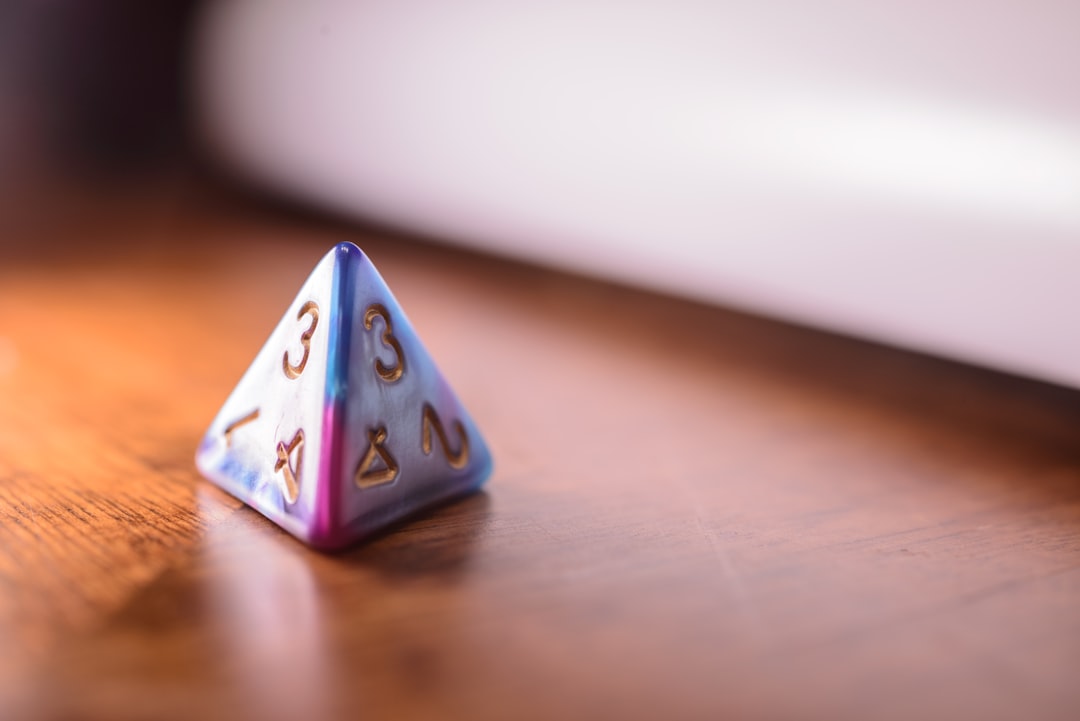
223,409,260,447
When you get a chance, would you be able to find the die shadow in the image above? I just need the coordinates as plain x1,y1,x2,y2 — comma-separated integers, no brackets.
328,490,494,584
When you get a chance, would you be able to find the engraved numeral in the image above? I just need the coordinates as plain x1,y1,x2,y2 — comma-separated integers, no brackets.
283,301,320,379
363,303,404,382
355,427,399,488
421,404,469,470
223,408,259,447
274,429,305,504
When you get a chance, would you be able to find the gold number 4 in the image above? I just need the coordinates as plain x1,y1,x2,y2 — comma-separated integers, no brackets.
363,303,404,383
355,427,399,488
274,429,305,504
283,301,320,379
422,404,469,470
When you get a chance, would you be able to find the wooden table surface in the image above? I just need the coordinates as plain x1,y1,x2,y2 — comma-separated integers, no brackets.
2,189,1080,721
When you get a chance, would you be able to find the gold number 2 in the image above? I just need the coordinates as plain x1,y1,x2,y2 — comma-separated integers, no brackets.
422,404,469,470
283,301,320,379
363,303,404,382
274,429,305,504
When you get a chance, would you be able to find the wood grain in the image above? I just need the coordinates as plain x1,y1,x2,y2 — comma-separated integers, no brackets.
2,188,1080,720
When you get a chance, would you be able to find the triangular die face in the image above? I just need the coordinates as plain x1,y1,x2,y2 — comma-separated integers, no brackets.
196,242,492,549
327,245,492,541
195,250,336,542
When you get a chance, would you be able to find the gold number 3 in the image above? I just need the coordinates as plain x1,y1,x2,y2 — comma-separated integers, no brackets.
283,301,320,379
363,303,404,382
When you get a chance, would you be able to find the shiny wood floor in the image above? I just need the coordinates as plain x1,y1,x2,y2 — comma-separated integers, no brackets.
2,188,1080,720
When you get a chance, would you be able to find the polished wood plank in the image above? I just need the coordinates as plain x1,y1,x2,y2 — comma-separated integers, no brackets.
2,190,1080,720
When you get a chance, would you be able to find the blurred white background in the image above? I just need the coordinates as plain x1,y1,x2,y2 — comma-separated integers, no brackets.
196,0,1080,387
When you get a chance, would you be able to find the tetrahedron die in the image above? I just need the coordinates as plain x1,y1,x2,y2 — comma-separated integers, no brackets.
195,242,493,549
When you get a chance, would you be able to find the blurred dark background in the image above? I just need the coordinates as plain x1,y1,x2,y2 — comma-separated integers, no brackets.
0,1,204,237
